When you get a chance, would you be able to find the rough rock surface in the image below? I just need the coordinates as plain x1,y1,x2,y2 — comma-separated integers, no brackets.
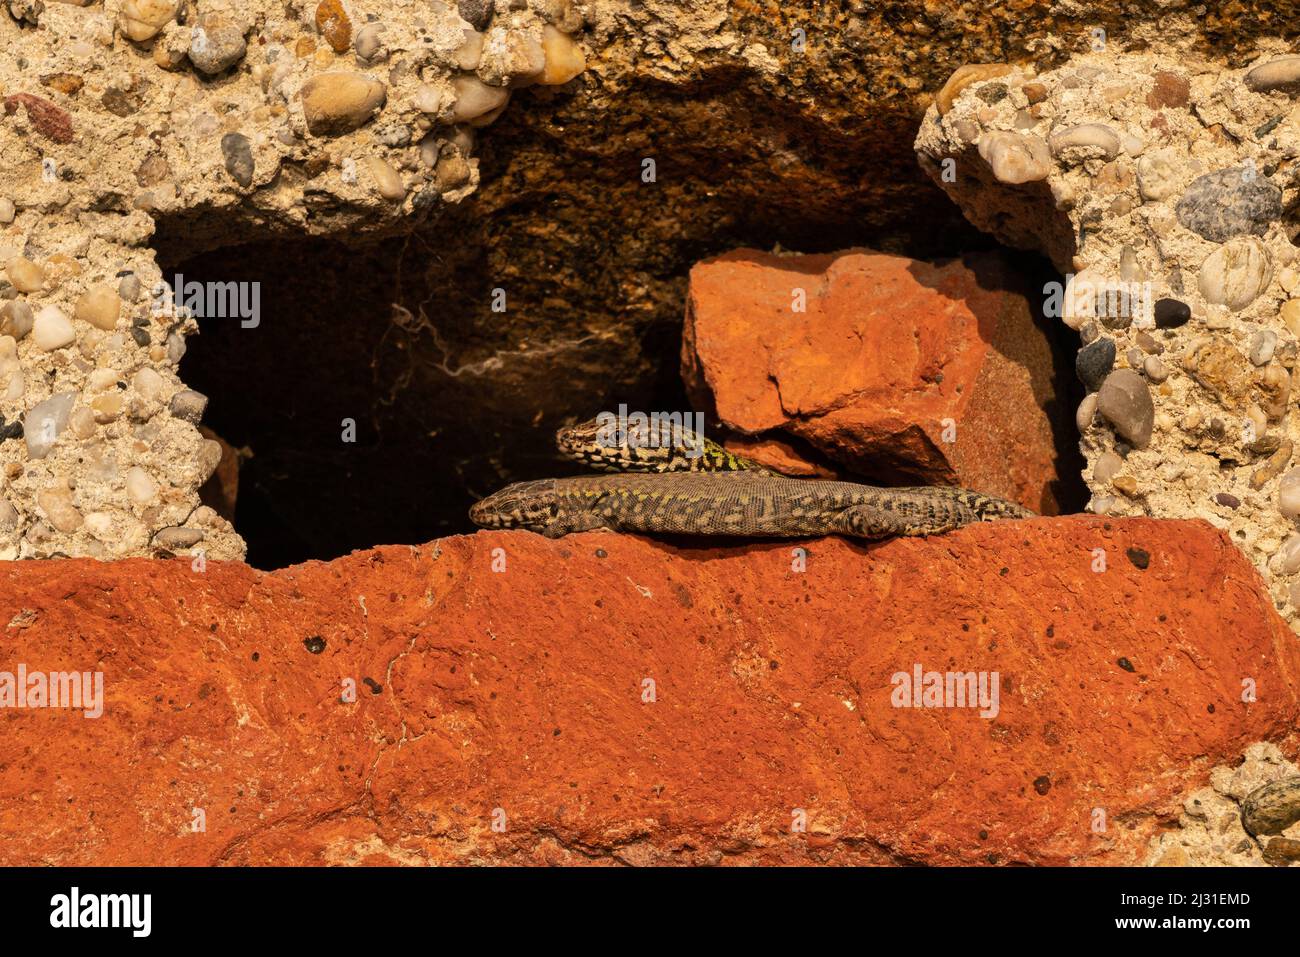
914,36,1300,629
1,518,1297,866
682,249,1076,514
0,0,586,562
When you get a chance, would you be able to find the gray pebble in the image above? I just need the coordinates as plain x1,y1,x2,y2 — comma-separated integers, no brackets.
169,389,208,424
1250,329,1278,366
1142,355,1169,383
1135,330,1163,354
24,392,77,459
221,132,254,188
1241,777,1300,836
118,273,141,302
1076,337,1116,393
154,526,205,549
188,15,248,75
376,124,411,148
1076,393,1099,433
1175,167,1282,243
1093,451,1123,482
355,23,383,61
1097,369,1154,448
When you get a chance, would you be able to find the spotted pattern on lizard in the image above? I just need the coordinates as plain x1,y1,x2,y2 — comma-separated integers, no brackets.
470,472,1033,539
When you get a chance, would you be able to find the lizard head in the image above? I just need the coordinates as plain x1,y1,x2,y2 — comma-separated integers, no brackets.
469,479,560,534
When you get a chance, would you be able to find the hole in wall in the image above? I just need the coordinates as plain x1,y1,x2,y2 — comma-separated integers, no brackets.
150,77,1088,567
158,221,1084,570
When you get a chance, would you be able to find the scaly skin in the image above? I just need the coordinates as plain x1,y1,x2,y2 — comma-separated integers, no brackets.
555,417,766,473
469,472,1034,539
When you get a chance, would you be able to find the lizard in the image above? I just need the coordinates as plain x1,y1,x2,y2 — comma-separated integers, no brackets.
471,415,1034,539
554,416,769,474
470,470,1034,540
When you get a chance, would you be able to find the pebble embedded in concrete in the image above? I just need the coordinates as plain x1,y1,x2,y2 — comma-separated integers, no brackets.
1097,369,1154,449
301,73,389,135
1176,167,1282,242
1075,337,1115,393
32,307,75,351
221,133,255,188
977,132,1051,184
24,392,77,459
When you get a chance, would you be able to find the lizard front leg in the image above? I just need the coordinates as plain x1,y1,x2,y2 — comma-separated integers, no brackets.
544,506,618,537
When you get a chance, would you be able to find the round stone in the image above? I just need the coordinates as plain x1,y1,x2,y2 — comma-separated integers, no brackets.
24,392,77,458
1097,369,1154,449
1143,355,1169,383
355,23,384,62
1280,468,1300,518
1137,150,1179,202
1241,778,1300,836
118,0,178,43
1244,56,1300,94
155,526,204,549
457,0,493,30
1075,392,1099,433
1277,534,1300,574
188,14,248,75
125,466,157,504
362,156,406,201
1198,238,1272,311
0,300,33,340
454,29,484,71
1175,167,1282,243
1047,123,1121,162
1153,297,1191,328
451,75,509,123
1093,451,1123,482
300,73,387,136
